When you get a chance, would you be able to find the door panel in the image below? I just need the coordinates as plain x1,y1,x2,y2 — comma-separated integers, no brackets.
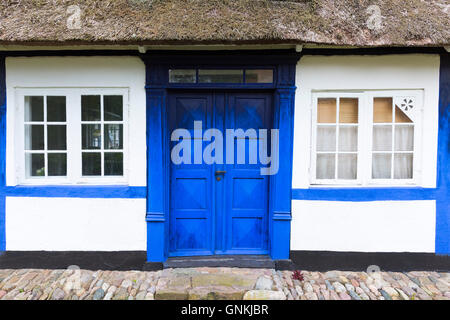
169,94,213,256
224,94,271,253
168,92,271,256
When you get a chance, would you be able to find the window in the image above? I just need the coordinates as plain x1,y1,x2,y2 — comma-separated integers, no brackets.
168,68,274,84
169,69,196,83
18,89,128,184
313,95,361,183
311,91,421,186
198,69,243,83
81,95,124,176
372,97,414,180
24,96,67,178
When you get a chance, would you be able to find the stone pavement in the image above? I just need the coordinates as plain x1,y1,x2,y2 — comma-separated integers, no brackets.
0,267,448,300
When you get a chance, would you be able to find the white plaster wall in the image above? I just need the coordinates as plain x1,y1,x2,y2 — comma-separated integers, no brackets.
290,55,439,253
291,200,436,252
292,54,440,188
5,56,147,187
5,197,146,251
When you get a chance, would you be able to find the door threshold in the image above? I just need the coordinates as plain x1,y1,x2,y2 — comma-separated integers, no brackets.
163,255,277,269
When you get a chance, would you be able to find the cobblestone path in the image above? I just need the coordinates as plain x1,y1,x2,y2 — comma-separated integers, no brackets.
0,268,448,300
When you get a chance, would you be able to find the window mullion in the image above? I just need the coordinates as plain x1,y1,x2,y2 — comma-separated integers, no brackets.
391,101,395,179
69,92,79,183
44,96,48,177
358,95,365,185
101,95,104,177
335,97,340,180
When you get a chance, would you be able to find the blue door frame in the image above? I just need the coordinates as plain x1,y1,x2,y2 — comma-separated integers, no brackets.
141,51,300,262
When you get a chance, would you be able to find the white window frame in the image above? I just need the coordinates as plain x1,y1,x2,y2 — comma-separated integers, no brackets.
15,88,130,185
310,90,423,187
311,92,364,185
366,90,422,186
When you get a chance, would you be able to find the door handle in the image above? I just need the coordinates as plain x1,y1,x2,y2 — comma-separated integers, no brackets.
215,170,227,175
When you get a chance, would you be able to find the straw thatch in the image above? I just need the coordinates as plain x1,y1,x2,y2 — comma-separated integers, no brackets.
0,0,448,47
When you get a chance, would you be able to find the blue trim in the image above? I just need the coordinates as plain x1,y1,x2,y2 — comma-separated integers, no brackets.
144,82,167,262
1,186,146,199
0,56,5,251
142,51,300,262
292,187,437,202
270,87,296,260
436,54,450,255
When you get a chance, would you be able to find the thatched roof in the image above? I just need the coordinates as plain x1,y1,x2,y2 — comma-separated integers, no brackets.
0,0,449,47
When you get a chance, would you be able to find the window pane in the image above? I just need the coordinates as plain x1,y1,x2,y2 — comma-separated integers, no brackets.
316,126,336,151
24,125,44,150
373,125,392,151
47,125,67,150
82,95,101,121
316,153,335,179
48,153,67,176
104,96,123,121
395,126,414,151
24,96,44,122
339,98,358,123
317,98,336,123
198,69,243,83
372,153,392,179
338,126,358,152
395,106,413,123
25,153,45,177
47,96,66,122
104,152,123,176
338,154,357,179
82,153,101,176
82,124,101,149
373,98,392,123
245,69,273,83
104,124,123,150
169,69,196,83
394,153,413,179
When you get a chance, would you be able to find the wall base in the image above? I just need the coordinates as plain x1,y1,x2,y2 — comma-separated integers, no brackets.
1,251,448,272
0,251,146,271
290,250,450,272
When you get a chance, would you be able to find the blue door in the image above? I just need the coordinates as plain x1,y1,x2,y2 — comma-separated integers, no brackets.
169,92,271,256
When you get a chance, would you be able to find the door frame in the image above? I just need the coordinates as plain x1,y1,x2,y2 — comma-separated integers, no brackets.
141,50,301,262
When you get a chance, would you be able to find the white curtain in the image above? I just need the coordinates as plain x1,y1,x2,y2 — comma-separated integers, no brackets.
316,125,358,180
316,153,335,179
339,126,357,152
373,125,392,151
395,125,414,151
316,126,336,152
394,153,413,179
338,154,357,179
372,153,392,179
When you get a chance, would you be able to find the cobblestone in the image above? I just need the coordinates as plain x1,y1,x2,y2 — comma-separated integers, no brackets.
0,268,447,300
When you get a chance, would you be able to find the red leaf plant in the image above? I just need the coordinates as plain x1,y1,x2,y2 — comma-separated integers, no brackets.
292,270,304,281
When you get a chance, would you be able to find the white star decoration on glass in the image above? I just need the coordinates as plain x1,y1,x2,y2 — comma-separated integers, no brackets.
399,98,414,111
394,96,416,122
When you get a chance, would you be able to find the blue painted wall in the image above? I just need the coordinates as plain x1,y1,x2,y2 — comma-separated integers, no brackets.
436,54,450,255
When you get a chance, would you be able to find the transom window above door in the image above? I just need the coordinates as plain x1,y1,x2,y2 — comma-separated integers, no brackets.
17,88,128,184
168,68,274,84
311,90,422,186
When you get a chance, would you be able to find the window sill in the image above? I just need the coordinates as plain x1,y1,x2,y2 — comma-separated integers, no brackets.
308,184,422,189
15,180,130,187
